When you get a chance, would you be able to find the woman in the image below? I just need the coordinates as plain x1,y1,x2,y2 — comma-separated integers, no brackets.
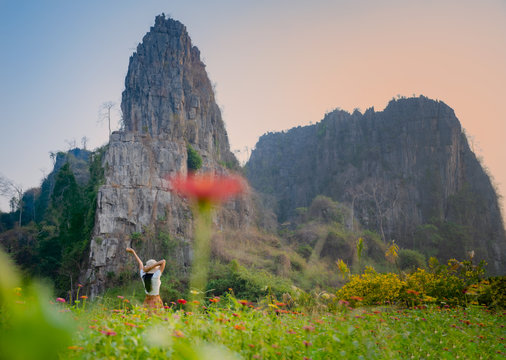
126,247,166,308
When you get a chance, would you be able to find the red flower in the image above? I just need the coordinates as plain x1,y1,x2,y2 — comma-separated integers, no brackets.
101,330,117,336
168,173,245,205
238,300,248,306
177,299,187,305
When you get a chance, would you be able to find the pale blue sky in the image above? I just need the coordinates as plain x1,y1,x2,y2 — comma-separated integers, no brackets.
1,0,505,216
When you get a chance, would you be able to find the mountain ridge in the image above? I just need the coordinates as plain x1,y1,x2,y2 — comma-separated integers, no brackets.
246,95,506,274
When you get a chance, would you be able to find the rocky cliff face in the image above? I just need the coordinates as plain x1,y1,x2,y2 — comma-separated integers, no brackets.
83,15,250,296
246,96,506,274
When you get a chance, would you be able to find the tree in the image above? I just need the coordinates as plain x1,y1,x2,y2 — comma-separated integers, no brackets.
352,178,400,243
0,175,24,227
81,136,89,150
99,101,116,136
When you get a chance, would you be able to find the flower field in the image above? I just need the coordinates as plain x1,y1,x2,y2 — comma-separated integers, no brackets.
60,294,505,359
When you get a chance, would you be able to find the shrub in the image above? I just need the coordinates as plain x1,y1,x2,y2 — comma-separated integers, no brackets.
336,267,405,305
398,249,426,270
206,262,293,301
404,268,465,306
187,144,202,171
296,244,312,260
476,277,506,309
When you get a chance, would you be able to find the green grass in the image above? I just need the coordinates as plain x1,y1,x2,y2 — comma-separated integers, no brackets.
57,294,505,359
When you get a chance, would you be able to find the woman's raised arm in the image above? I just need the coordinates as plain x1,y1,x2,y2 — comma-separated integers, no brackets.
126,247,144,271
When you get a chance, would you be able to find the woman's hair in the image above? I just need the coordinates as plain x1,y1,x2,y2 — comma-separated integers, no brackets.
142,273,154,293
143,259,158,292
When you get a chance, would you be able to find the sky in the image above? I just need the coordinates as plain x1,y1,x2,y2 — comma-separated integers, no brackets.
0,0,505,218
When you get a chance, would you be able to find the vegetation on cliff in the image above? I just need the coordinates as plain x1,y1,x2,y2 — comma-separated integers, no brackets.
0,147,105,296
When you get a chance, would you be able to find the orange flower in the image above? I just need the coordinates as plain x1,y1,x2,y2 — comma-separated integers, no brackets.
168,173,245,205
173,330,185,338
238,300,248,306
234,324,245,331
67,346,84,350
406,289,420,296
80,295,88,299
209,298,220,303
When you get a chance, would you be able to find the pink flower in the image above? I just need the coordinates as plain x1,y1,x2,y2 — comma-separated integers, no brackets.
101,330,117,336
56,297,66,303
117,295,124,299
168,173,245,205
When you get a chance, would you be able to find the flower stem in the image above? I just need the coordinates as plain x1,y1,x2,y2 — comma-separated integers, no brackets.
189,201,212,310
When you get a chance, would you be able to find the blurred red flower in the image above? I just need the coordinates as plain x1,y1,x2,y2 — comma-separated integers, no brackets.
168,173,245,205
177,299,187,305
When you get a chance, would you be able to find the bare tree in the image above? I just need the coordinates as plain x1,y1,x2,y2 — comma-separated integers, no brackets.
99,101,116,136
352,177,400,243
65,138,77,150
81,136,89,150
0,175,24,227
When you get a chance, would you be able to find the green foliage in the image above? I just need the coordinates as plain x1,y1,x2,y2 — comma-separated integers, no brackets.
206,261,293,301
0,147,106,296
356,237,364,262
0,249,75,360
187,144,202,172
307,195,347,224
158,231,178,257
398,249,426,270
296,244,312,260
476,276,506,309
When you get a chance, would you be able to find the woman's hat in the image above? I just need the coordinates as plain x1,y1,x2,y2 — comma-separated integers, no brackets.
145,259,158,273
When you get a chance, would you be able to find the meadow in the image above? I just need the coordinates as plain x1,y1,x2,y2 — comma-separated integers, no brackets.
3,285,505,360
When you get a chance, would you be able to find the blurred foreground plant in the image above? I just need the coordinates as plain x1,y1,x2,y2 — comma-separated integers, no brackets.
0,249,75,360
168,172,245,309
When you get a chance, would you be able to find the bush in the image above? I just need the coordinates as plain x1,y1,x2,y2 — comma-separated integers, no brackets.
398,249,426,270
206,262,293,301
335,267,405,305
187,144,202,171
404,268,465,306
476,277,506,309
